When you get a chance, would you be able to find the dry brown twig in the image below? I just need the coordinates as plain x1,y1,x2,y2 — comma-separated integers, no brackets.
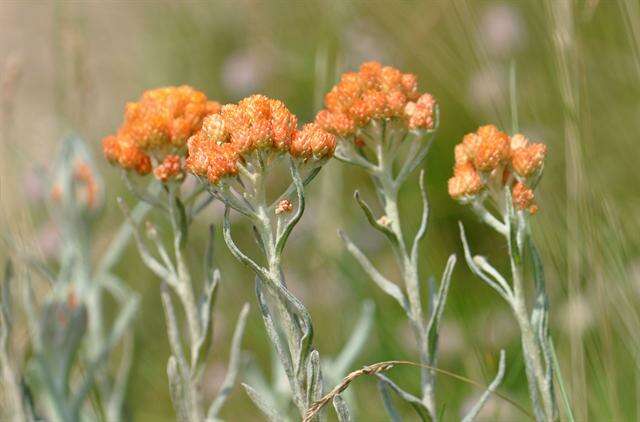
303,360,533,422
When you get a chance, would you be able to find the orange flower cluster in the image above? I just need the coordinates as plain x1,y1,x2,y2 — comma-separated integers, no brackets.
448,125,547,213
51,161,100,210
186,95,336,184
315,61,437,137
153,155,183,183
102,86,220,179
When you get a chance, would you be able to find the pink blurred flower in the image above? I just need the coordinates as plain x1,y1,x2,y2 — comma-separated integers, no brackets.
480,3,525,57
221,49,271,97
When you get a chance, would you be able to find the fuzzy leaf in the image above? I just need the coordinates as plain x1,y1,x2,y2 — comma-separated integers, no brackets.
410,169,429,264
275,158,305,256
306,350,323,407
353,191,399,248
39,299,87,389
167,356,189,422
333,394,352,422
426,255,456,361
255,281,295,391
458,222,512,303
208,303,250,418
223,206,267,279
193,268,220,376
378,380,402,422
242,383,284,422
376,374,432,421
339,230,409,312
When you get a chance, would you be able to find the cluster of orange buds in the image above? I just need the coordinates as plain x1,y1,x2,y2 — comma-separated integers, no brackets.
51,161,101,211
186,95,336,184
315,61,437,138
102,86,220,181
448,125,547,213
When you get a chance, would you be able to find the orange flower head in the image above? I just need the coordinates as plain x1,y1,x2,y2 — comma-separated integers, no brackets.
511,142,547,179
186,95,328,185
315,61,436,138
103,86,219,176
449,125,547,214
454,143,473,166
512,181,538,214
448,162,484,199
510,133,529,150
210,95,297,153
51,160,101,211
290,123,336,162
405,93,437,130
474,124,510,172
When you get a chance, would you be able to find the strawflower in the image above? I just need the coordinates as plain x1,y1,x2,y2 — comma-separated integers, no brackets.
323,62,503,422
186,94,334,185
103,85,220,181
186,94,336,419
103,87,249,422
448,125,546,214
454,125,557,421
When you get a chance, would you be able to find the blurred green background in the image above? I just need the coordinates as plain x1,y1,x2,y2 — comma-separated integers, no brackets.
2,0,640,420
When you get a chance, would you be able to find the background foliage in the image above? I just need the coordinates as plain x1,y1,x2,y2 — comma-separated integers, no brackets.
2,1,639,420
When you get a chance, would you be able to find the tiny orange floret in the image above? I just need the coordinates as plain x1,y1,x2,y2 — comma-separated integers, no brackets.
153,155,183,183
290,123,336,161
473,125,510,172
447,162,484,199
511,143,547,178
512,181,538,214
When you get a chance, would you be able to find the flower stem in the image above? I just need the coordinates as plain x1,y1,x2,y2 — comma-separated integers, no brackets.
375,168,434,417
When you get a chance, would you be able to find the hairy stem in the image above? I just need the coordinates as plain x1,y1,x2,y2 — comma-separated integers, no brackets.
374,149,433,416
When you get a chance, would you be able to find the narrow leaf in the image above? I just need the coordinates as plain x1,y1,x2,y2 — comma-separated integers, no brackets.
458,222,512,303
376,374,432,421
167,356,189,422
306,350,323,406
275,158,305,256
378,380,402,422
426,254,456,360
332,394,352,422
208,303,250,418
353,190,398,247
242,383,284,422
462,350,506,422
339,230,408,312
